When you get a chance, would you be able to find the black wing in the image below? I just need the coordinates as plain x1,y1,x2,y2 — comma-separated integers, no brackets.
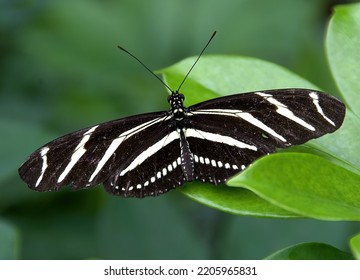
18,111,187,198
186,88,345,184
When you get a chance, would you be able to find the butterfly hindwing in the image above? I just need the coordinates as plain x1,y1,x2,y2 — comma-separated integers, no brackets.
186,135,262,184
104,133,186,198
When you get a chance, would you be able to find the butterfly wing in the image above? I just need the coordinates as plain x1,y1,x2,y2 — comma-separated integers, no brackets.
18,111,188,197
186,88,345,184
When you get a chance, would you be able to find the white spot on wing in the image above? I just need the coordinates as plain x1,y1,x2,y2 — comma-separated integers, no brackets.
134,157,181,192
35,147,50,187
58,125,98,183
199,156,204,164
194,154,199,162
168,164,173,172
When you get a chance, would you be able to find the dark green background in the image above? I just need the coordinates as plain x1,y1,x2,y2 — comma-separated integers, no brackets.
1,0,359,259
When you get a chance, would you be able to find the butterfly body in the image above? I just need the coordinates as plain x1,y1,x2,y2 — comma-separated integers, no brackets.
19,88,345,198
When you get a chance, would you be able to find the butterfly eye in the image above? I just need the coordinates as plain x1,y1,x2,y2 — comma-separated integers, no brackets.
167,93,185,105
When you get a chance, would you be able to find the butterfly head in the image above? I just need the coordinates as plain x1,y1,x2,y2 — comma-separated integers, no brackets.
168,91,186,120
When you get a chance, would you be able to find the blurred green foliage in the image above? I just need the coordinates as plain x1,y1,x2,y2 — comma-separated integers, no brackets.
1,0,359,259
265,242,354,260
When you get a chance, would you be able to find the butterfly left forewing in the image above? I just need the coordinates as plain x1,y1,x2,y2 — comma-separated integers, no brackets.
189,89,345,147
186,88,345,184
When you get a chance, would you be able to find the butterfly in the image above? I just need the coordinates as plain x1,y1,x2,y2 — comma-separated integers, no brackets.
18,32,346,198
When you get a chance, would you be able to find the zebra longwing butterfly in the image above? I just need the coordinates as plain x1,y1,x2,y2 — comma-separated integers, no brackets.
18,33,346,198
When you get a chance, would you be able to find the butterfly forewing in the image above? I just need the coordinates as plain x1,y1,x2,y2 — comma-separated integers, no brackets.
189,89,345,145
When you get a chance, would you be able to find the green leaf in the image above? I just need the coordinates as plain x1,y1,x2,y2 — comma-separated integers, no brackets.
349,232,360,260
325,3,360,171
161,55,318,104
310,110,360,173
327,3,360,116
228,153,360,221
0,219,20,259
181,182,299,218
265,242,353,260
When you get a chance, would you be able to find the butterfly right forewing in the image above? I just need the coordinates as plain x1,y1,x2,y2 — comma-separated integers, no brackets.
18,111,172,192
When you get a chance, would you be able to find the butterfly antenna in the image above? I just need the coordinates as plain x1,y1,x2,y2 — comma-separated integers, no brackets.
117,45,173,93
176,31,217,93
